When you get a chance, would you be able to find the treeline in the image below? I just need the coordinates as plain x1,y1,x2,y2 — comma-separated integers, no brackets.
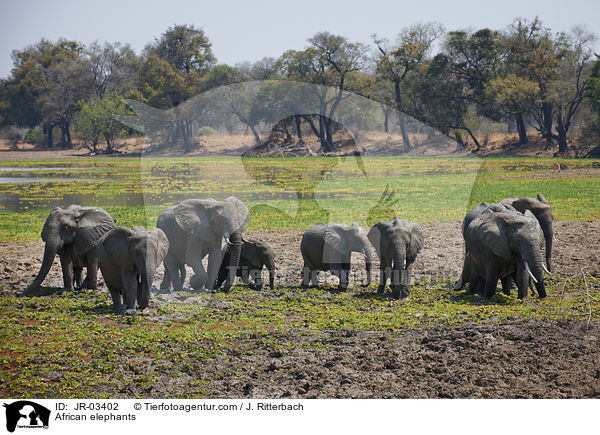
1,18,600,155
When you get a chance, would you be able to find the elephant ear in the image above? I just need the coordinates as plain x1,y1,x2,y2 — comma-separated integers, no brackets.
323,226,349,255
407,224,424,259
367,222,385,258
74,208,116,255
469,213,512,260
537,193,548,204
174,199,215,243
150,228,170,264
101,227,135,271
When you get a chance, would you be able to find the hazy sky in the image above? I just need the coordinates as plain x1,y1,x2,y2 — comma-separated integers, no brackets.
1,0,599,78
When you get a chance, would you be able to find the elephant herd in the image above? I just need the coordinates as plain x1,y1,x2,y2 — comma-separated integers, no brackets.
21,193,554,313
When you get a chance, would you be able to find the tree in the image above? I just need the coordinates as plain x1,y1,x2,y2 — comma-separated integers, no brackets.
277,31,368,151
74,93,129,154
2,39,84,146
548,26,597,154
86,41,138,98
502,17,562,149
132,25,216,146
374,23,444,150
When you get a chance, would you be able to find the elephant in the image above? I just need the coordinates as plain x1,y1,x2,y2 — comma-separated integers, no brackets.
157,196,250,292
367,217,424,300
300,223,373,291
460,206,547,299
96,226,169,314
501,193,554,271
214,238,276,291
23,205,116,295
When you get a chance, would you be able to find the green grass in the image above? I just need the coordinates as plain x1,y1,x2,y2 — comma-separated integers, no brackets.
1,275,598,398
1,156,599,240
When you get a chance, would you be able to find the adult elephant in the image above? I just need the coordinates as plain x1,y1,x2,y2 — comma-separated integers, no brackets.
501,194,554,271
300,223,373,291
464,207,546,299
367,217,424,300
157,197,250,292
97,226,169,314
23,205,116,295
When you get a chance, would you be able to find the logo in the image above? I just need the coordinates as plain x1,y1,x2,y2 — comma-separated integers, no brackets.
3,401,50,433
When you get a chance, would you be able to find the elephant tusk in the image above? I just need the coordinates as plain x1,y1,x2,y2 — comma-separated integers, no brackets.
403,258,407,270
542,264,552,276
524,262,538,284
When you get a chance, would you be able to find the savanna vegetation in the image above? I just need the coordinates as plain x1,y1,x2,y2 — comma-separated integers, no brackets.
0,18,599,156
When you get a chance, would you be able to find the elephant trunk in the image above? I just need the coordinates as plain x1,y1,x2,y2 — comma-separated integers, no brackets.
223,231,242,292
266,258,276,290
137,259,155,310
545,236,553,272
23,242,58,295
522,244,546,299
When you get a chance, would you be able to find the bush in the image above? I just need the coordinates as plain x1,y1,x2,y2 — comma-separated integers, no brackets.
197,126,217,136
24,126,44,145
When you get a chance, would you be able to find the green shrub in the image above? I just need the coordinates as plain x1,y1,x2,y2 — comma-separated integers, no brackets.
24,126,43,145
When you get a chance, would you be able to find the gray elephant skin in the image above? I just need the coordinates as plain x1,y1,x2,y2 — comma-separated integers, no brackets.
501,194,554,271
157,197,250,292
300,223,372,291
367,217,424,300
215,238,276,291
97,226,169,313
458,204,546,299
23,205,116,295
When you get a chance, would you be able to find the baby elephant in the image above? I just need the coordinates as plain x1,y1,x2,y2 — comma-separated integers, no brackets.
214,238,276,291
97,226,169,314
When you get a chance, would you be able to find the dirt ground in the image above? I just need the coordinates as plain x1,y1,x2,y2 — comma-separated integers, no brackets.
2,221,599,295
195,320,600,398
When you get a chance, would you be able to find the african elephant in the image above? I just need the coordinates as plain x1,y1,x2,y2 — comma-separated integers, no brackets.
300,223,373,291
157,197,250,292
215,238,276,291
501,193,554,271
367,217,424,300
97,226,169,314
23,205,116,295
462,207,547,299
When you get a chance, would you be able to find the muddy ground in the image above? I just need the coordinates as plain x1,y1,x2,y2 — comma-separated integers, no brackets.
1,220,600,398
3,220,599,293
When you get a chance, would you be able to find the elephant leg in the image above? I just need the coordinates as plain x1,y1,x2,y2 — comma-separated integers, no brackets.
301,256,313,288
164,256,183,291
109,289,125,312
251,268,264,291
310,268,320,289
160,265,172,291
500,276,513,296
83,255,98,290
58,250,74,291
378,258,391,293
514,262,529,300
398,265,412,300
73,266,83,289
483,264,500,299
120,270,138,311
337,263,350,291
206,248,225,291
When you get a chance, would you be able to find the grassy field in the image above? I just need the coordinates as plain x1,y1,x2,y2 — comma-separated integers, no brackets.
1,156,599,241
